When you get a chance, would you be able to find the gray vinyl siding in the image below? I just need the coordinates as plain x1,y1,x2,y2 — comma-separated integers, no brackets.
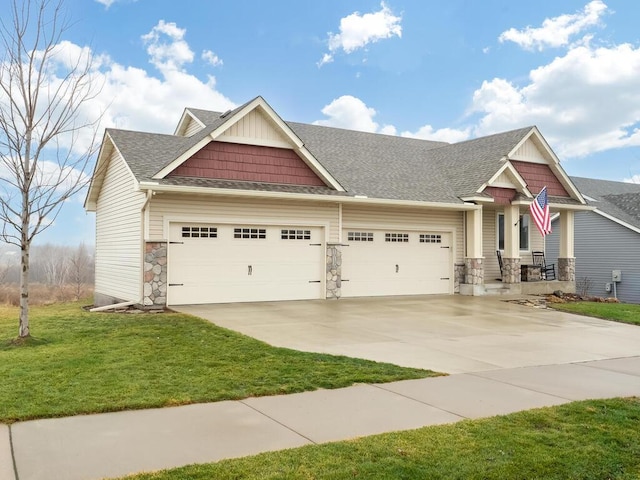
548,211,640,303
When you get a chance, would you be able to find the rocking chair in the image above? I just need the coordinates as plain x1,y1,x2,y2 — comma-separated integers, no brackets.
532,251,556,280
496,250,504,281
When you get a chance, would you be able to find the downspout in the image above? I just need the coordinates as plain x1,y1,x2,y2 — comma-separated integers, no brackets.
140,190,153,305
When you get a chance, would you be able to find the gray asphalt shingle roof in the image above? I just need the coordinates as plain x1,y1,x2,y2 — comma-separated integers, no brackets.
107,105,539,204
570,176,640,230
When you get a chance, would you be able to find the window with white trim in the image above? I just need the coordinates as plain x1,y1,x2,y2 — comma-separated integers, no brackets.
234,227,266,239
181,226,217,238
385,233,409,242
347,231,374,242
497,213,529,251
281,229,311,240
420,234,442,243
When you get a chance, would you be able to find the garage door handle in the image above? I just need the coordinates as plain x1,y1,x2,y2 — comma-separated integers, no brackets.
169,283,183,287
440,278,450,280
248,265,252,276
396,264,399,273
169,241,184,245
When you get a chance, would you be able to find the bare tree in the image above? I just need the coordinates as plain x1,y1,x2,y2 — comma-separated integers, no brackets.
68,242,91,300
0,0,100,338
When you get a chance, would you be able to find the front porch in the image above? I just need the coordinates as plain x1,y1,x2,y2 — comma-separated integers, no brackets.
458,205,579,297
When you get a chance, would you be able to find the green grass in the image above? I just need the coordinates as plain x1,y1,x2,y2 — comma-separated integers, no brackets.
0,302,437,423
121,397,640,480
551,301,640,325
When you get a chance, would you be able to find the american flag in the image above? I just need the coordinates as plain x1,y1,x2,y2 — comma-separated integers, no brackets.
530,186,552,236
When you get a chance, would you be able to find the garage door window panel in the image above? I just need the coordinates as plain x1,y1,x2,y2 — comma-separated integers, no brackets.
420,234,441,244
347,232,374,242
385,233,409,242
281,229,311,240
182,226,218,238
234,227,266,239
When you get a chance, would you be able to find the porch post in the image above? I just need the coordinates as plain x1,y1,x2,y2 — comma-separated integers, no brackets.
558,210,575,282
463,207,484,288
502,205,521,284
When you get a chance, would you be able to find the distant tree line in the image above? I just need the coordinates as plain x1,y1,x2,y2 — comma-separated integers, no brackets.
0,243,94,299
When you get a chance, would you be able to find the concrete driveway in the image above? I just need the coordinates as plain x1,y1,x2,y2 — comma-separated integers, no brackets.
174,295,640,374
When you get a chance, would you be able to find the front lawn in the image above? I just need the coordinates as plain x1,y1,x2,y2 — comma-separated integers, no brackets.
0,302,437,423
121,397,640,480
551,301,640,326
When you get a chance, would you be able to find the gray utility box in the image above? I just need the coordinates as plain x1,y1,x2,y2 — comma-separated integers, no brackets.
612,270,622,282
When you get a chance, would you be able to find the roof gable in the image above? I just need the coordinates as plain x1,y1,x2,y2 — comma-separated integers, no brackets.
153,97,344,191
169,141,327,187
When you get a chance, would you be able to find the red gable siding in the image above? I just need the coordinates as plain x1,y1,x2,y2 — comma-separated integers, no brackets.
510,161,569,197
169,142,327,186
484,187,517,205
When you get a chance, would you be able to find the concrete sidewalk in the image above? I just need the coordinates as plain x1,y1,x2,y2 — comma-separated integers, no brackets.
4,356,640,480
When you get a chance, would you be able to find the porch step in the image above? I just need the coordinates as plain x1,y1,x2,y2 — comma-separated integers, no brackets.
483,283,515,295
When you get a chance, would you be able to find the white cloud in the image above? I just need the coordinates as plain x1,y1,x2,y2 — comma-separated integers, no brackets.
141,20,194,72
314,95,380,132
469,42,640,157
499,0,608,51
401,125,471,143
202,50,223,67
95,0,137,9
624,175,640,184
319,2,402,66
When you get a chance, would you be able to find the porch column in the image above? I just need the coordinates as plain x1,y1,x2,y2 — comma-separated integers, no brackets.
502,205,521,284
558,210,575,282
464,207,484,286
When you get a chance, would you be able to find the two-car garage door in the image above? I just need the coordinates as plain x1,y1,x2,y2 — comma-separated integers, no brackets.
341,229,452,298
168,223,324,305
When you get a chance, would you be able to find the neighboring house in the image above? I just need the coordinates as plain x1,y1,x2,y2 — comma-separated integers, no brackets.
547,177,640,304
84,96,588,307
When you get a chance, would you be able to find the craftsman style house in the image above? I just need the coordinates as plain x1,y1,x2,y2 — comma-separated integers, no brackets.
85,96,588,307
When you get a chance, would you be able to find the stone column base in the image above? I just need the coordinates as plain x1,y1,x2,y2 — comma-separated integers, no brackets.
464,258,484,285
326,244,342,299
144,242,167,307
454,263,465,293
558,257,576,282
502,257,521,284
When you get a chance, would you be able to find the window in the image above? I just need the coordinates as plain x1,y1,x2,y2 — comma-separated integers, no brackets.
234,227,266,239
385,233,409,242
420,234,442,244
281,229,311,240
497,213,529,251
181,226,217,238
347,231,374,242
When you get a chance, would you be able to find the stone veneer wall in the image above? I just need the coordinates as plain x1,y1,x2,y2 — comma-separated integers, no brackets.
326,244,342,299
502,257,521,284
454,263,465,293
144,242,167,307
558,257,576,282
464,258,484,285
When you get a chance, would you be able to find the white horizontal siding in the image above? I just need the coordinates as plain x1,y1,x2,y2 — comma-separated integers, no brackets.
95,150,145,302
483,207,544,281
342,206,463,262
148,195,340,243
184,118,204,136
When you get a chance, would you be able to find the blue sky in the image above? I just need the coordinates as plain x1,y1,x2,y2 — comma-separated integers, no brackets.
4,0,640,246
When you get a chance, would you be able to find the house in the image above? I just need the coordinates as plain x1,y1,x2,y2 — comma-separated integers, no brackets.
84,96,589,307
547,176,640,304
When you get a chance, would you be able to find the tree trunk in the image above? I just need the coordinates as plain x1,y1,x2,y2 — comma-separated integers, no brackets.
19,234,30,338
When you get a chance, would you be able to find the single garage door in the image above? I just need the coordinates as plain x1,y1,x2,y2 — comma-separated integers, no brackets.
341,229,452,297
168,223,324,305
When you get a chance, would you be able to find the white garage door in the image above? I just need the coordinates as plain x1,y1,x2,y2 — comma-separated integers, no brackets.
341,229,452,297
168,223,324,305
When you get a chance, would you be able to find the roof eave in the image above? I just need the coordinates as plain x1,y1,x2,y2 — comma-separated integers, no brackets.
139,182,479,210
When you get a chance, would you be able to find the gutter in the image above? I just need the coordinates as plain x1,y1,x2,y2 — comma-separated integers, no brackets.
138,182,482,212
